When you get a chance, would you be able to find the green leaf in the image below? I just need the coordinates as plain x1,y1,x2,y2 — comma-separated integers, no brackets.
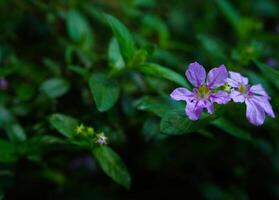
0,107,13,128
5,123,27,142
254,60,279,90
139,63,190,88
160,109,220,135
105,14,135,61
134,96,180,118
108,38,125,70
0,139,17,163
40,78,70,98
49,114,79,138
212,118,252,141
66,10,93,49
89,73,120,112
93,146,131,189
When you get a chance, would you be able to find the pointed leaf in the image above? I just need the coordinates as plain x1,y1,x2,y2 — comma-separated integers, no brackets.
40,78,70,98
105,14,135,61
134,96,181,117
49,114,79,138
89,73,120,112
66,10,93,49
139,63,190,88
93,146,131,189
108,38,125,70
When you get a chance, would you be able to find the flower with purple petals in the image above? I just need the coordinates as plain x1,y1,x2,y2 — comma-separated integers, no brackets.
266,58,278,68
227,71,275,126
170,62,230,120
0,78,8,90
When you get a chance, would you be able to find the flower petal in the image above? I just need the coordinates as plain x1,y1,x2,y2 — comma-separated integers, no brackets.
170,87,194,102
185,101,203,121
245,99,265,126
206,65,228,88
226,78,239,87
205,100,214,114
229,71,248,85
230,90,245,103
185,62,206,87
252,96,275,118
211,91,231,104
250,84,270,99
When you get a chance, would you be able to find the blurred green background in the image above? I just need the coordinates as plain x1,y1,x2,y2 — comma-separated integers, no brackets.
0,0,279,199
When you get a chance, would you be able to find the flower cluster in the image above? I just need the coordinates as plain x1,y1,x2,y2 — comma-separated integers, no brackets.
75,124,108,145
170,62,275,126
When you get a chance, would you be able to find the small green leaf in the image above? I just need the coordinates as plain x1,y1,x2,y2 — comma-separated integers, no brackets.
160,109,220,135
212,118,252,141
0,107,13,128
93,146,131,189
40,78,70,98
139,63,190,88
0,139,17,163
105,14,135,61
134,96,180,118
89,73,120,112
108,38,125,70
49,114,79,138
66,10,93,49
5,123,27,142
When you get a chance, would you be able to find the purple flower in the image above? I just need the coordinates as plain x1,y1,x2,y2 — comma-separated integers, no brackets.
0,78,8,90
227,72,275,126
266,58,278,68
170,62,230,120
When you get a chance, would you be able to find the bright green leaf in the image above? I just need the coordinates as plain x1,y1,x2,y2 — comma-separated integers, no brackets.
5,123,27,142
0,107,13,128
139,63,190,88
49,114,79,138
105,14,135,61
40,78,70,98
89,73,120,112
66,10,93,49
134,96,180,118
108,38,125,70
93,146,131,189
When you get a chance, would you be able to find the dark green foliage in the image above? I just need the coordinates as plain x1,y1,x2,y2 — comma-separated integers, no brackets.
0,0,279,199
93,146,131,189
89,73,120,112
